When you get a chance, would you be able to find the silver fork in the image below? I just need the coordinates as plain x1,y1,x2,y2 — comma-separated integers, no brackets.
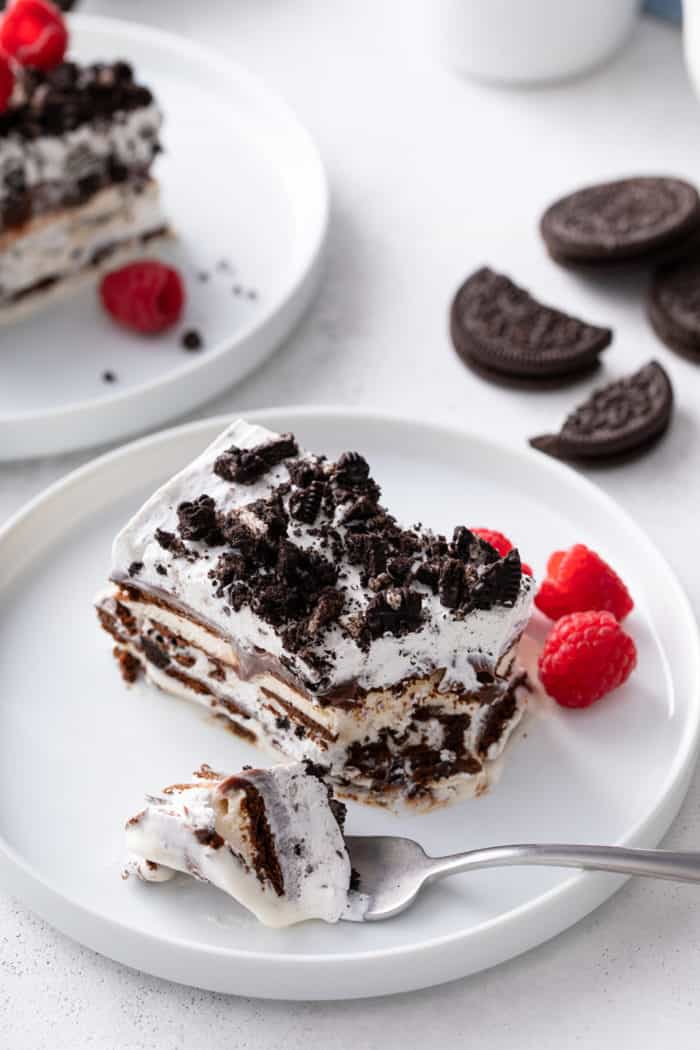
342,836,700,921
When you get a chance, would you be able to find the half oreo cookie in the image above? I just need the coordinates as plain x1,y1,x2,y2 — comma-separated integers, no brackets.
541,177,700,266
530,361,673,462
450,267,612,381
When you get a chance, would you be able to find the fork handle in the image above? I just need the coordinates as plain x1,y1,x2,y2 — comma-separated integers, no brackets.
426,844,700,884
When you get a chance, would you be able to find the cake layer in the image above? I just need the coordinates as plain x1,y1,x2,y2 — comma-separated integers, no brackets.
0,62,161,231
125,762,352,926
0,229,169,325
100,419,534,808
98,584,529,809
0,180,168,310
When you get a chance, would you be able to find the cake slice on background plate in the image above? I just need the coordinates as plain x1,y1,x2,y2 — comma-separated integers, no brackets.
125,762,352,927
97,419,534,811
0,0,169,322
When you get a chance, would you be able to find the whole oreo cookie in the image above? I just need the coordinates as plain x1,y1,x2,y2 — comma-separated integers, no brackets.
450,267,612,381
541,177,700,266
530,361,673,462
648,257,700,360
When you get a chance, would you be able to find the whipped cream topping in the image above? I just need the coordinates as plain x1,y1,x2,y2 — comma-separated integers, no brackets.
125,763,351,926
112,420,534,696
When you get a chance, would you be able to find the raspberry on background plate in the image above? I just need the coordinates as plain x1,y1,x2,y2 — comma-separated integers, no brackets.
100,261,185,335
0,0,68,71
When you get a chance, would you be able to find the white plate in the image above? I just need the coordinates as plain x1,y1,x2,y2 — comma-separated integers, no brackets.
0,408,698,1000
0,18,328,461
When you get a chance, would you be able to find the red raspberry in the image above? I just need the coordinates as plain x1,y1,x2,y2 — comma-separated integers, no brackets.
546,550,565,577
535,543,633,621
0,0,68,71
538,610,637,708
471,527,533,576
100,261,185,334
0,51,15,113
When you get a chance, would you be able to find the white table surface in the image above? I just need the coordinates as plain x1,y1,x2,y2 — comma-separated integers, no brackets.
2,2,700,1046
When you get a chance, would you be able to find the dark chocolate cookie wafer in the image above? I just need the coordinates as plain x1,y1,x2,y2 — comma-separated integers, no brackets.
541,177,700,266
530,361,673,461
648,257,700,360
450,267,612,381
549,220,700,271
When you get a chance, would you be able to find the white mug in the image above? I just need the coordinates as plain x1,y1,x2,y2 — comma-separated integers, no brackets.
429,0,642,85
683,0,700,98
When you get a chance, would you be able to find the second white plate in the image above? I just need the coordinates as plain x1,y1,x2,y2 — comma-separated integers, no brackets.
0,17,328,460
0,408,698,999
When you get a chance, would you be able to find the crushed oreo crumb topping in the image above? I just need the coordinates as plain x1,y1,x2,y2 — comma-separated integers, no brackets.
154,528,195,561
438,558,467,610
451,526,499,565
287,457,326,488
136,430,526,687
213,433,298,484
365,587,423,639
176,495,224,546
306,588,345,637
289,478,325,524
473,549,523,609
413,559,440,593
333,451,371,488
0,61,154,140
